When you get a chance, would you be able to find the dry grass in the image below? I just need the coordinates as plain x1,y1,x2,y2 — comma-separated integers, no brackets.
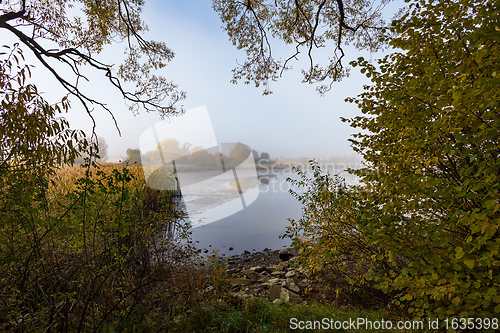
0,161,206,332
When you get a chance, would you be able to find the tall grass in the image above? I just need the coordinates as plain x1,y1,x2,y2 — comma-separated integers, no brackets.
0,162,203,331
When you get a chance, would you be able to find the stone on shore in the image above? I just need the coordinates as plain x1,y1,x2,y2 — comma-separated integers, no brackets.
229,278,251,286
280,288,302,303
278,249,294,261
215,248,310,302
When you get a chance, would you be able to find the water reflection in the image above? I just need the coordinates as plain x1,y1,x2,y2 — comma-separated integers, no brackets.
188,171,303,256
173,168,358,256
258,173,276,185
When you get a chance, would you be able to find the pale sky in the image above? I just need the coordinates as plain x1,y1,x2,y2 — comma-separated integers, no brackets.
2,0,402,161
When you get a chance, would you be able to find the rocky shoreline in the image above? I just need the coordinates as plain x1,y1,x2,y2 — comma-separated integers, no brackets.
215,248,312,303
203,247,389,309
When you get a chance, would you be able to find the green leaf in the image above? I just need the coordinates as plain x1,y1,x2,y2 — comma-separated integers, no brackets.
484,199,497,209
464,258,475,269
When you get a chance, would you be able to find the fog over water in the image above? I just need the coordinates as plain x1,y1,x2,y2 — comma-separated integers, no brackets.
183,166,359,256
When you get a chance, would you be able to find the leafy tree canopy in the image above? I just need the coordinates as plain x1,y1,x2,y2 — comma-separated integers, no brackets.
0,0,185,123
0,46,84,174
284,0,500,320
346,0,499,317
213,0,393,94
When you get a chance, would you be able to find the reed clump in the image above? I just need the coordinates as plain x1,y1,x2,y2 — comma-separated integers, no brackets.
0,161,205,332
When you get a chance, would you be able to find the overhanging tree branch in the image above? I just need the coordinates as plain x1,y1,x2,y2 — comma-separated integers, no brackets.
214,0,391,94
0,0,185,134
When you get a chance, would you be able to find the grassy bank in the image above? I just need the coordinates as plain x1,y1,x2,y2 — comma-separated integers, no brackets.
0,163,198,331
172,297,424,332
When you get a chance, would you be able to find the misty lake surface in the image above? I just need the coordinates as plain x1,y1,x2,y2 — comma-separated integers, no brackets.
177,168,358,256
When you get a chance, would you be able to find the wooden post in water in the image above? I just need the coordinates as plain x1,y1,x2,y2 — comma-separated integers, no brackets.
163,160,182,240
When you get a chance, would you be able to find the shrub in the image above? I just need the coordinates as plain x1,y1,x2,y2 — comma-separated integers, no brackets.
285,0,500,322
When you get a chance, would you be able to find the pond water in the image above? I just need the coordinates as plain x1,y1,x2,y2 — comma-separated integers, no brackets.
177,168,358,256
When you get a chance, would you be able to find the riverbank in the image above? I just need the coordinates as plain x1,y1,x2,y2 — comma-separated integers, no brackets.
205,248,389,309
223,248,308,303
176,249,418,332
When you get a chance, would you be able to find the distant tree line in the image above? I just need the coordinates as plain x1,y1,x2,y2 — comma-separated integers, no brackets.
125,140,257,170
